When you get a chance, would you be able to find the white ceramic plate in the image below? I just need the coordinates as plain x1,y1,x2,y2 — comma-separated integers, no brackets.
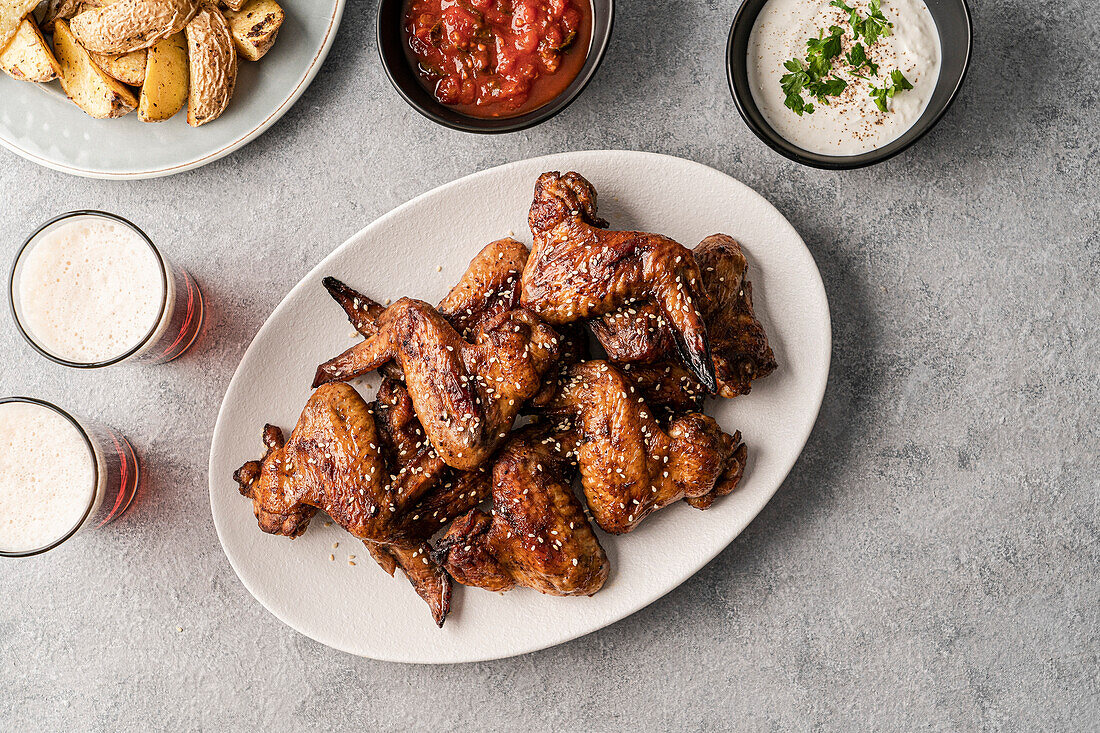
0,0,344,179
209,151,832,663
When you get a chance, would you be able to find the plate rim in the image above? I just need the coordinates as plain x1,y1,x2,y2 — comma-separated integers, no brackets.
208,150,832,663
0,0,346,180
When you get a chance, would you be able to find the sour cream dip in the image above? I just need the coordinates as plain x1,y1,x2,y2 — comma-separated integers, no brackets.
748,0,941,155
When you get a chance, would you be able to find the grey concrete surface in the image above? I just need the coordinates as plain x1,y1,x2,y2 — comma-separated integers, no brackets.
1,0,1097,729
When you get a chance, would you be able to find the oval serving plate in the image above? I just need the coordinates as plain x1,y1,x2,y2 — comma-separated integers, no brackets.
0,0,344,179
209,150,831,663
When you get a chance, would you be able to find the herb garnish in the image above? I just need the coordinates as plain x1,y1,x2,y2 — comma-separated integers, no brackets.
831,0,893,45
780,0,911,116
780,25,847,116
868,69,913,111
844,43,878,77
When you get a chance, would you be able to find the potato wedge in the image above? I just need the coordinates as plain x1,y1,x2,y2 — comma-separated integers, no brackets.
185,4,235,126
52,18,137,118
220,0,246,11
222,0,281,61
1,0,40,51
70,0,197,54
89,47,145,84
38,0,83,27
1,16,61,81
138,31,186,121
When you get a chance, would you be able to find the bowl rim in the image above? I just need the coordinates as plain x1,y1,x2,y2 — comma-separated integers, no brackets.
725,0,973,170
376,0,615,134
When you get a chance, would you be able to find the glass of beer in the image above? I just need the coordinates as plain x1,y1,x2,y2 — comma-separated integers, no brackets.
0,397,140,557
9,210,204,367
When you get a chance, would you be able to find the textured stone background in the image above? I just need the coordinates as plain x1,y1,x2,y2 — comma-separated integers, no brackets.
1,0,1097,729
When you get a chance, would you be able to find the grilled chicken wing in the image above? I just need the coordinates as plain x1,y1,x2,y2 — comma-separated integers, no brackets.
435,426,609,596
313,298,560,471
234,383,399,540
618,361,706,415
521,171,717,392
542,361,747,533
592,234,776,398
437,237,529,340
363,377,494,625
233,382,461,625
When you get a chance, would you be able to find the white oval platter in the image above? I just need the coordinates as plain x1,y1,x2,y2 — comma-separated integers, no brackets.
208,150,831,663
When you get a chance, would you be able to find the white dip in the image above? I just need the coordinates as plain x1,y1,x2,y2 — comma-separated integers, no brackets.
748,0,941,155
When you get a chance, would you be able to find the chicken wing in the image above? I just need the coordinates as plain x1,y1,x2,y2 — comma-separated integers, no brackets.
364,377,494,625
313,298,560,471
541,361,747,533
234,383,398,540
435,426,609,596
521,171,717,392
233,382,454,625
592,234,777,398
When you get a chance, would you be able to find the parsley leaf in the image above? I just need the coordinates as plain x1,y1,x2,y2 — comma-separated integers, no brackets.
780,59,812,115
854,0,893,45
807,77,848,104
844,43,879,76
868,69,914,112
890,68,914,91
805,25,846,68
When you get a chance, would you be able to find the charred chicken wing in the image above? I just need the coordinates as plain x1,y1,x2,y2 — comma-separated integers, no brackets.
233,382,454,625
313,299,560,470
592,234,777,398
542,361,747,533
521,171,717,392
435,427,609,596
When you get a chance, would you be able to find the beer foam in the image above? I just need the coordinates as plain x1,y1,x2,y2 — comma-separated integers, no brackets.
17,217,164,363
0,402,96,553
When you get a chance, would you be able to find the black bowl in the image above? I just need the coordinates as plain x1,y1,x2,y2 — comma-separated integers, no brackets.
727,0,972,169
377,0,614,134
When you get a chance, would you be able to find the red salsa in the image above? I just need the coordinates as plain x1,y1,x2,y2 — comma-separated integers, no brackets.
403,0,591,118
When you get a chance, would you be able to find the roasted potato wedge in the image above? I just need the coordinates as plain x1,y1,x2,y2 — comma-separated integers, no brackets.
220,0,246,11
1,0,41,51
185,3,235,126
138,30,186,121
222,0,281,61
70,0,197,54
38,0,83,27
52,18,137,118
89,47,146,84
1,16,61,81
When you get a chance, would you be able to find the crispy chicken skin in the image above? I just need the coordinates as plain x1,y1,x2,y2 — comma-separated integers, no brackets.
592,234,777,398
365,378,494,625
321,238,531,382
233,381,464,626
693,234,777,397
437,237,529,340
233,383,399,540
435,427,609,596
617,361,706,415
542,361,747,533
521,171,717,392
324,237,528,343
371,378,491,542
313,299,560,470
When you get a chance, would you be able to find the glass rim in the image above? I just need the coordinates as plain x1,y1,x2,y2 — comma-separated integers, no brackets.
8,210,170,369
0,396,101,558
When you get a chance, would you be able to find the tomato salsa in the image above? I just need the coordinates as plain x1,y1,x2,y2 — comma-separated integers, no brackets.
403,0,591,118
